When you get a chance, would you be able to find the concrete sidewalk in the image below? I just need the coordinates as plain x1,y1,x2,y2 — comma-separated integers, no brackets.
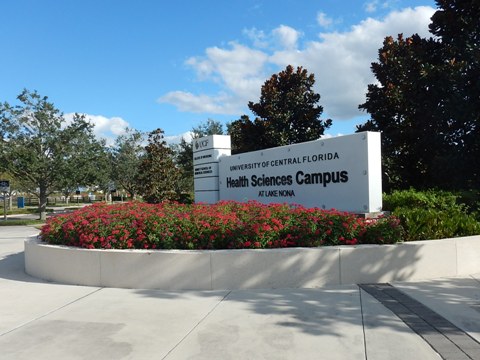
1,226,480,359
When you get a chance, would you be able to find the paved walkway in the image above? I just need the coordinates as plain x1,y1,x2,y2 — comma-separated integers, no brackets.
1,226,480,359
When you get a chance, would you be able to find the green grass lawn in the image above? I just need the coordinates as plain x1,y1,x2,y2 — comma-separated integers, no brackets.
0,219,45,226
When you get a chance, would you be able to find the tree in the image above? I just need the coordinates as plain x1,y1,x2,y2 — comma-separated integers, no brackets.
429,0,480,189
358,0,480,191
358,35,448,190
56,119,108,204
111,128,145,199
0,90,101,220
90,144,115,202
192,118,224,138
229,65,332,153
227,115,265,154
171,136,194,196
137,128,181,203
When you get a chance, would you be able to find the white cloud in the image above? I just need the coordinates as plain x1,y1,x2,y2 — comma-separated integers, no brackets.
304,6,435,119
244,25,302,50
65,113,130,145
160,6,435,121
320,133,343,139
364,1,379,12
65,113,190,147
87,114,129,137
159,42,269,114
364,1,397,13
164,131,193,145
272,25,301,49
242,27,268,48
317,12,333,28
159,91,242,114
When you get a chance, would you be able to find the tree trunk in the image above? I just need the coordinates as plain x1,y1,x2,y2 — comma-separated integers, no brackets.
39,186,48,221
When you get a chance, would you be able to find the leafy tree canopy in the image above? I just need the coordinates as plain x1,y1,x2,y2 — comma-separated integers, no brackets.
358,0,479,191
229,65,331,153
111,128,145,198
191,118,224,138
137,128,181,203
0,89,103,219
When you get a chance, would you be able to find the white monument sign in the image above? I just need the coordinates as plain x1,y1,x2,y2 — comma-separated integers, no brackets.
193,135,231,204
216,132,382,213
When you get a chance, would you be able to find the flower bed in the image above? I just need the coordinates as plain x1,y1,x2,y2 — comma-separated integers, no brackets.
40,201,403,249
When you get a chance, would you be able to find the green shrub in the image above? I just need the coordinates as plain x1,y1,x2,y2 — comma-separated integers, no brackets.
395,207,480,241
360,216,404,244
383,188,462,212
177,192,194,204
456,189,480,219
383,189,480,241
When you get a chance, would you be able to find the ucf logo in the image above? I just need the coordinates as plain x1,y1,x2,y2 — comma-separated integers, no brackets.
195,139,209,150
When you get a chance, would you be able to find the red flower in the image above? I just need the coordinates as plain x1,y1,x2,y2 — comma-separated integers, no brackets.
38,200,399,250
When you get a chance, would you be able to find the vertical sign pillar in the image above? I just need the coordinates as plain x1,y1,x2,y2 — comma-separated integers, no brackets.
193,135,231,204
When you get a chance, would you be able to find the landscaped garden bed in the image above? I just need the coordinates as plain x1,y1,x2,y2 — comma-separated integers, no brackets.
29,198,480,290
39,201,403,249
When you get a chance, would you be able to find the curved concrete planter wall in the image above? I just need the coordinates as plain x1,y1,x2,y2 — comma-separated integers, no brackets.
25,235,480,290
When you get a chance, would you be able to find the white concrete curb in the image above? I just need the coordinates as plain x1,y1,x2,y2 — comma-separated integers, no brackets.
24,235,480,290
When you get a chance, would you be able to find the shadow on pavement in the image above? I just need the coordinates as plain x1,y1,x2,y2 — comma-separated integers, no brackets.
124,243,425,336
132,286,418,337
0,252,47,283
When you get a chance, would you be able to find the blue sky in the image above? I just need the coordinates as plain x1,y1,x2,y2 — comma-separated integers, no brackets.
0,0,437,144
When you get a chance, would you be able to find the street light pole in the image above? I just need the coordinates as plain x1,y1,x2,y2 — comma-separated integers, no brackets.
3,192,6,221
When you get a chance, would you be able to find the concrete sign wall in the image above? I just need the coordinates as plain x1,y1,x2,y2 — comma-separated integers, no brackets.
216,132,382,213
193,135,231,204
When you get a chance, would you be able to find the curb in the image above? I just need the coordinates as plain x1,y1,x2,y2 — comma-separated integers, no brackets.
25,235,480,290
